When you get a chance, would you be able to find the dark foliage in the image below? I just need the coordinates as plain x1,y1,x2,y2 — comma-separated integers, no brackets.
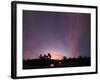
23,53,91,69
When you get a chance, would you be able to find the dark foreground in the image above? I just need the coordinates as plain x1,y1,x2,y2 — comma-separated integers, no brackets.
23,57,91,69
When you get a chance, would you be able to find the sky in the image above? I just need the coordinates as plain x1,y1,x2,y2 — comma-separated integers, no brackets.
23,10,91,60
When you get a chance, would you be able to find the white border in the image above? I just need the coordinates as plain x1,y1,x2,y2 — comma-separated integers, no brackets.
16,3,96,77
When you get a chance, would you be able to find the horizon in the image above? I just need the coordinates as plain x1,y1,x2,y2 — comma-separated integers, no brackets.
23,10,91,60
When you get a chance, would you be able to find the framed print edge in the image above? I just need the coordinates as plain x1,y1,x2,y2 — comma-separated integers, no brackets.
11,1,98,79
11,1,17,79
96,6,98,74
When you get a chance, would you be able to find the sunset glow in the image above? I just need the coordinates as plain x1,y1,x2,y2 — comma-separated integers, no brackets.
23,10,90,60
42,49,63,60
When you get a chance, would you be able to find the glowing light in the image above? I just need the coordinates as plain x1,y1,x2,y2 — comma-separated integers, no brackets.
41,49,63,60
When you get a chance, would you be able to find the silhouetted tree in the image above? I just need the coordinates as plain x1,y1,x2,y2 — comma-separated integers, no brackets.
63,56,67,61
47,53,51,59
39,54,43,60
78,56,83,59
43,54,47,59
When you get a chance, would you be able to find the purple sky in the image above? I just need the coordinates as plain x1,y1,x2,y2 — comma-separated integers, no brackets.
23,10,91,60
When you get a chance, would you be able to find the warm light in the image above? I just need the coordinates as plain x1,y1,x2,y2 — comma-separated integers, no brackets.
42,49,63,60
50,64,54,67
